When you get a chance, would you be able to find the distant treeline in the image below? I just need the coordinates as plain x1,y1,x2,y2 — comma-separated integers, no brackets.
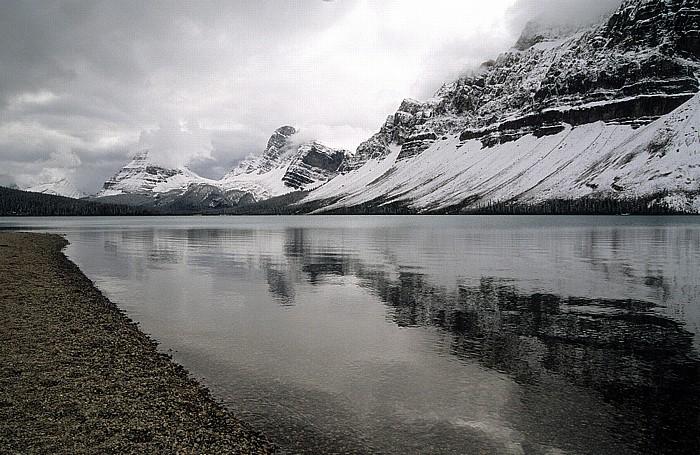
2,185,695,216
227,192,696,215
461,193,691,215
0,187,154,216
227,191,313,215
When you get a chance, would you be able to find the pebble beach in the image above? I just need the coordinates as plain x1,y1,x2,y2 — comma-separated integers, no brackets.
0,231,275,454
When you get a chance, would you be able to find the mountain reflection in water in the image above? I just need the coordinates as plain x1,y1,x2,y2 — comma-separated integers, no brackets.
371,274,698,453
257,223,700,454
5,216,698,454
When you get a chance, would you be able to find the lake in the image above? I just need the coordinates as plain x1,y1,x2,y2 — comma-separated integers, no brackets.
2,215,699,454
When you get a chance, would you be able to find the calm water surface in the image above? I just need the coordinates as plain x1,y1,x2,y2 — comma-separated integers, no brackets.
3,215,699,454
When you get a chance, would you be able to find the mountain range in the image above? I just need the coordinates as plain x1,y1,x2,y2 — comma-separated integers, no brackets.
93,126,350,212
90,0,699,214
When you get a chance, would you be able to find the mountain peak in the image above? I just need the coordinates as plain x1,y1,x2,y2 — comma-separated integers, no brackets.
220,126,349,199
272,125,297,136
265,126,297,155
96,149,206,197
25,178,87,199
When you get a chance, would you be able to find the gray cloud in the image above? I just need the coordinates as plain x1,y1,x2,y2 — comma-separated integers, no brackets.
0,0,624,194
506,0,623,32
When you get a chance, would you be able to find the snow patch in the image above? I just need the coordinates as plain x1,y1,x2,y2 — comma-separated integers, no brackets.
25,178,87,199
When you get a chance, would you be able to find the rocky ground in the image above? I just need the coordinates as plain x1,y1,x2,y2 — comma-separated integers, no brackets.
0,232,275,454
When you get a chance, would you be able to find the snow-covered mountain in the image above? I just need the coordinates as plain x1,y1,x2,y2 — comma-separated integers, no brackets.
95,127,349,211
301,0,700,213
94,0,699,214
26,178,87,199
221,126,349,201
96,150,211,197
95,149,252,211
305,92,700,213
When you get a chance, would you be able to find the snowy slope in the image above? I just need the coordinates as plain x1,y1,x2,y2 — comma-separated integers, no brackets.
305,93,700,213
221,158,292,201
220,126,348,201
96,128,349,208
301,0,700,213
25,178,87,199
96,150,213,197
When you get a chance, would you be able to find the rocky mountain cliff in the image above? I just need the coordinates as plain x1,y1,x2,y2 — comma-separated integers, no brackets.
94,150,246,212
345,0,698,163
95,127,349,211
94,0,699,214
96,150,210,197
221,126,349,201
301,0,700,213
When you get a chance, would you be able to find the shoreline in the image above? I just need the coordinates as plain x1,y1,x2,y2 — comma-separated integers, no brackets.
0,232,275,453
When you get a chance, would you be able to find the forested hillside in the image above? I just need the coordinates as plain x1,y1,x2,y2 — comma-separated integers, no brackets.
0,187,153,216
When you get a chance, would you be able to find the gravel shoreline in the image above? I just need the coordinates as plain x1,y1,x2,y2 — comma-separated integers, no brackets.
0,232,275,454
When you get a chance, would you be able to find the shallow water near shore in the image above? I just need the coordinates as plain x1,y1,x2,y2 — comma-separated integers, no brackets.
3,215,700,454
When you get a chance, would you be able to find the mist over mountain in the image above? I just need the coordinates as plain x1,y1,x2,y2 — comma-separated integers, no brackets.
25,178,87,199
94,126,350,213
93,0,700,215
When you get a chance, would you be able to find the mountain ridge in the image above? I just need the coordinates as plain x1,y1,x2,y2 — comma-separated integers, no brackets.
298,0,700,214
94,126,350,211
94,0,700,214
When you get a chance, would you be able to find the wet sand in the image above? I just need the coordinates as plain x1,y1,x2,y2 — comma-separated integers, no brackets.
0,232,275,454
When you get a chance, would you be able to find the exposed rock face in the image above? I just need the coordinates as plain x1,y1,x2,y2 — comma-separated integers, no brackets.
267,125,297,153
226,126,298,179
397,132,438,161
339,118,395,173
221,126,349,200
605,0,700,59
341,0,699,171
97,150,206,197
342,99,442,171
303,0,700,214
282,142,346,189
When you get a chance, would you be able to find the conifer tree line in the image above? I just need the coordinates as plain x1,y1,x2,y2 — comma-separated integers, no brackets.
0,187,153,216
1,185,696,216
465,191,693,215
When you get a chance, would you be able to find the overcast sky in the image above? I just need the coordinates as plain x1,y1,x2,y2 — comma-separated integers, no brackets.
0,0,622,193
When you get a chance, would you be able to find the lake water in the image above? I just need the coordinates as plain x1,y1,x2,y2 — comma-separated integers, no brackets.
2,215,699,454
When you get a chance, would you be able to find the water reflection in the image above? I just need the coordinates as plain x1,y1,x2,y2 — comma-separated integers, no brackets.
2,216,698,454
265,260,295,305
250,224,700,454
375,276,699,454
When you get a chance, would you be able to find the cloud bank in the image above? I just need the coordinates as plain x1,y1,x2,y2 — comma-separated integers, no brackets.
138,122,213,169
0,0,622,193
